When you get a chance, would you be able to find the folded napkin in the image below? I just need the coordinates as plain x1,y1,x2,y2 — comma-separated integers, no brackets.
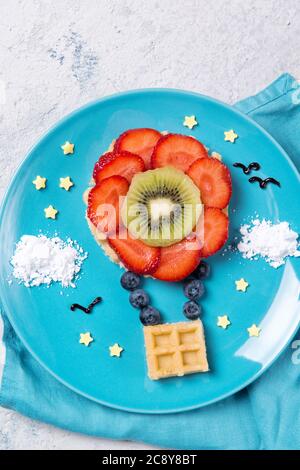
1,73,300,450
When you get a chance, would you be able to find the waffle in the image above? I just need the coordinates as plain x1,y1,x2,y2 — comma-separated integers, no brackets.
143,320,209,380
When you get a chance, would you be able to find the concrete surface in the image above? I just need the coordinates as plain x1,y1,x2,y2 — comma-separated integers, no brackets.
0,0,299,450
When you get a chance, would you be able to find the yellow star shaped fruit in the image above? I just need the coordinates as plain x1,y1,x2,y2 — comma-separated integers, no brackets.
61,141,74,155
217,315,231,329
44,205,58,219
235,278,249,292
183,115,198,130
32,175,47,190
247,324,261,337
109,343,123,357
59,176,74,191
79,332,94,347
224,129,238,143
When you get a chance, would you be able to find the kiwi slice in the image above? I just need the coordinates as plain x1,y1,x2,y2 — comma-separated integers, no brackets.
121,166,202,247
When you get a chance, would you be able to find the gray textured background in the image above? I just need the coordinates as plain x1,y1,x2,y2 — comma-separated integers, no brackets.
0,0,299,450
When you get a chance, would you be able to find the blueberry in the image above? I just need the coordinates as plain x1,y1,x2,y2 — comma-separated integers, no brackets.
129,289,150,309
184,279,205,300
194,261,210,280
140,306,161,326
120,271,141,291
183,301,201,320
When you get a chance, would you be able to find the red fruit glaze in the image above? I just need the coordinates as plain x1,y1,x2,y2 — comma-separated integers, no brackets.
197,207,229,257
114,128,161,169
151,134,208,172
108,229,161,275
93,151,145,184
87,175,129,236
152,236,201,281
187,157,232,209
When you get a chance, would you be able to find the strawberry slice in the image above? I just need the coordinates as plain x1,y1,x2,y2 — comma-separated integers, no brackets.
151,134,208,173
108,229,160,274
197,207,229,257
93,151,145,184
152,236,201,282
187,157,232,209
114,128,161,169
87,176,129,236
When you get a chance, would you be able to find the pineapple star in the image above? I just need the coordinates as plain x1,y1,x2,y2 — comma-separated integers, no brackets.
44,205,58,219
183,115,198,130
109,343,124,357
61,141,74,155
59,176,74,191
235,278,249,292
32,175,47,190
79,332,94,347
217,315,231,329
247,324,261,337
224,129,238,143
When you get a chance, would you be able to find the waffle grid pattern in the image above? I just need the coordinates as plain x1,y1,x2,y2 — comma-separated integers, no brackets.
144,320,209,380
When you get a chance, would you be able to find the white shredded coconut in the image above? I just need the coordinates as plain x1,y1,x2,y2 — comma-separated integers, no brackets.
10,235,88,287
237,219,300,268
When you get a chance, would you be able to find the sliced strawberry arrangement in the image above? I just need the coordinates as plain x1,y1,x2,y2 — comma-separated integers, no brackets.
187,157,232,209
151,134,208,173
88,129,232,279
152,236,201,282
93,151,145,184
108,229,160,274
114,128,161,169
87,176,129,236
197,207,229,258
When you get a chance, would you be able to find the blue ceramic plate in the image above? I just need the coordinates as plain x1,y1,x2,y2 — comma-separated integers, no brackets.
0,89,299,414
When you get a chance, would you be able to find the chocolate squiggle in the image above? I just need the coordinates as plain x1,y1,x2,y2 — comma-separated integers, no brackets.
248,176,281,189
233,162,261,174
70,297,102,314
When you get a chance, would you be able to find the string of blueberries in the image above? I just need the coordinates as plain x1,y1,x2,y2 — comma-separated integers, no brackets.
120,261,210,326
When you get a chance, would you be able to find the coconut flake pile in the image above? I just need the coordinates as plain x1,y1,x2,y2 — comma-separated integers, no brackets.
237,219,300,268
11,235,87,287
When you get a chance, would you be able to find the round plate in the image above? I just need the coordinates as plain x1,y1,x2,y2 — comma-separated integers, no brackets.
0,89,299,414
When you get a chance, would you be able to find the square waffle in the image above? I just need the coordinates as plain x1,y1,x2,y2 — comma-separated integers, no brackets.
143,320,209,380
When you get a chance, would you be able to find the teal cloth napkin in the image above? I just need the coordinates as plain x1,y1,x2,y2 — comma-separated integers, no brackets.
1,73,300,450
